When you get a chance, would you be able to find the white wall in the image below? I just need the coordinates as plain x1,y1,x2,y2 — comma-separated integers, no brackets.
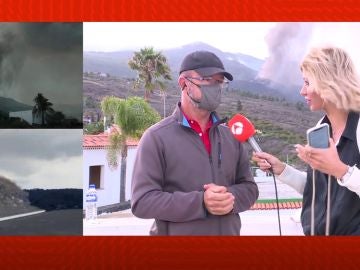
9,110,32,124
125,146,137,201
9,110,43,124
83,148,121,207
83,146,138,208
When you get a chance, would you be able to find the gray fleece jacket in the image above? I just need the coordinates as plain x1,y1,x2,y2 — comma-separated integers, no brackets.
131,104,259,235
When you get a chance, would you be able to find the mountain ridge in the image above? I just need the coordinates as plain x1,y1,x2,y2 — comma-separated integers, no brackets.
83,42,303,101
0,97,32,114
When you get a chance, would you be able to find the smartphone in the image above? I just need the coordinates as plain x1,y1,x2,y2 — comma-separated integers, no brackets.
306,123,330,148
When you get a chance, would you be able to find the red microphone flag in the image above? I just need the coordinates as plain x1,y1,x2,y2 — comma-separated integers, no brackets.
228,114,256,142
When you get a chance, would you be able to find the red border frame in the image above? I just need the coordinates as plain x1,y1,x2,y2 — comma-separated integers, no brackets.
1,0,360,21
1,236,359,269
1,0,360,269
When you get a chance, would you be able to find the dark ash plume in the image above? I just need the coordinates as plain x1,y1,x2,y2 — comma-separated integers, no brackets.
21,23,82,51
0,24,26,96
0,23,82,112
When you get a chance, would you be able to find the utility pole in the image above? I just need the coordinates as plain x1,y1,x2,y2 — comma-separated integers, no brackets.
154,90,167,119
162,92,166,119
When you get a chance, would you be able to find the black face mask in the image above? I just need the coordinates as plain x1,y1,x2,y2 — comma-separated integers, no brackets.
185,79,222,112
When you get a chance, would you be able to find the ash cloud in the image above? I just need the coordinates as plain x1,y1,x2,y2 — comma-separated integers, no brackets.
258,23,314,87
0,23,82,116
21,23,82,52
0,25,26,96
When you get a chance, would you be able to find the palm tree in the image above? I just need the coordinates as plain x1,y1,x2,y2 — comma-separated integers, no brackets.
128,47,172,101
32,93,54,126
101,96,160,203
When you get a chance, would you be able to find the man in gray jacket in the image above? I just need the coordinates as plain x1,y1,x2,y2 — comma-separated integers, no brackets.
131,50,259,235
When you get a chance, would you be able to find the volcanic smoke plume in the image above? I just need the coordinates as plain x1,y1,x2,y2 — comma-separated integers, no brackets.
258,23,314,88
0,24,26,97
0,23,82,106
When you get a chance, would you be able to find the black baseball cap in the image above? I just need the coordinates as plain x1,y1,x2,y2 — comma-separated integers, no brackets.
179,50,233,81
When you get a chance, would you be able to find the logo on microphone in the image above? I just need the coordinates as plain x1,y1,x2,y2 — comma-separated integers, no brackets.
231,122,243,135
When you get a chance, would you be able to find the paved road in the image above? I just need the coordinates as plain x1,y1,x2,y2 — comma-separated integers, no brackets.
0,209,83,236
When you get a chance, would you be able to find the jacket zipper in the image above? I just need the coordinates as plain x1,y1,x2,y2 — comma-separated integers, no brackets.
208,155,216,184
209,124,224,234
208,119,226,184
180,115,225,190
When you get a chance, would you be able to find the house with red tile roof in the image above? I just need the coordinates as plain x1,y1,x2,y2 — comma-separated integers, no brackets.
83,131,138,212
83,128,302,215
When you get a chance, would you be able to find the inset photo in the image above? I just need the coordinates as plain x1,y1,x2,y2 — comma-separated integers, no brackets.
0,23,83,128
83,22,360,236
0,129,83,235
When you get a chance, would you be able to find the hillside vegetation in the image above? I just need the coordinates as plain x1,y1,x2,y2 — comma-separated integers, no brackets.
0,175,82,218
26,189,82,211
84,74,322,170
0,175,39,218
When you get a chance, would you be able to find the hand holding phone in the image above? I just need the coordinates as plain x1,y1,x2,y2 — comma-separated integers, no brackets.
307,123,330,149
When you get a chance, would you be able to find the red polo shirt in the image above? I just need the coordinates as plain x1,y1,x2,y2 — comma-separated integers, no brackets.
183,112,213,154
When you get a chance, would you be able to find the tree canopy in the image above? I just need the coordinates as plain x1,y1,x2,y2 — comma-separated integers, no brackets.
101,96,160,168
32,93,54,126
101,96,160,202
128,47,172,100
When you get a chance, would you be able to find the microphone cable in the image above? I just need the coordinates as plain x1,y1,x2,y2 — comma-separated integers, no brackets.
310,169,331,236
256,134,282,236
268,167,282,236
311,170,316,236
325,174,331,236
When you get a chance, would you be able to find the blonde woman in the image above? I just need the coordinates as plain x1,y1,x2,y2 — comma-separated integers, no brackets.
253,46,360,235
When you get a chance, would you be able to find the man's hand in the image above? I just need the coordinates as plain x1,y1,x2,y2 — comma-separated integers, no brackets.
203,183,234,215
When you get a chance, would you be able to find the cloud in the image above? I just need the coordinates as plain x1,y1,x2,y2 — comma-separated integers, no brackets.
0,23,82,111
0,130,82,189
0,156,82,189
259,22,360,90
309,23,360,72
21,23,82,52
0,129,82,160
258,23,313,86
0,159,37,177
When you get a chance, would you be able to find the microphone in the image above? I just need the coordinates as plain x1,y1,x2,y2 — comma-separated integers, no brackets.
228,113,262,152
228,113,282,235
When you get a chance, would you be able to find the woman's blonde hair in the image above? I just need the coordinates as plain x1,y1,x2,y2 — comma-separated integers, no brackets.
300,46,360,112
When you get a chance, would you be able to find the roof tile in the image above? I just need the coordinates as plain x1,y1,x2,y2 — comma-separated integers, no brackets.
250,201,302,210
83,133,138,149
